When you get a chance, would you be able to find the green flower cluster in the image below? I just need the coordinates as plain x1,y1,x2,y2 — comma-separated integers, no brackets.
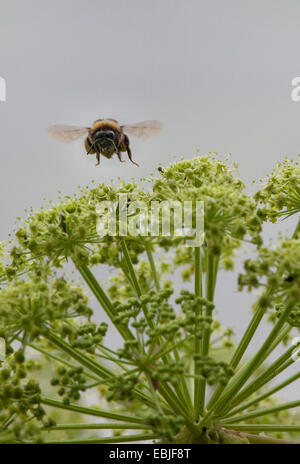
106,373,140,402
113,289,177,339
193,355,234,385
63,321,108,352
275,303,300,328
255,157,300,221
145,413,185,442
176,290,215,339
0,352,54,443
151,156,263,256
0,266,92,342
239,238,300,312
50,366,87,405
10,182,146,271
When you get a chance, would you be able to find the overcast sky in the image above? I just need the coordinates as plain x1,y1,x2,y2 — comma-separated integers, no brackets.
1,0,300,401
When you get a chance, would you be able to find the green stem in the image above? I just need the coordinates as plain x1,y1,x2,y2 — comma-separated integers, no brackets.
120,240,142,298
145,371,164,415
30,434,159,444
204,301,294,420
120,240,152,328
46,328,160,411
292,218,300,238
145,241,160,291
194,247,203,301
220,399,300,424
19,339,99,381
194,246,203,418
261,324,291,359
41,397,145,423
206,290,271,411
212,255,220,294
207,219,300,412
225,371,300,418
120,241,191,412
223,345,296,414
173,347,194,414
230,288,273,369
41,422,151,431
75,262,135,341
157,382,189,419
197,252,216,417
225,424,300,433
145,240,193,408
149,338,186,362
44,330,112,379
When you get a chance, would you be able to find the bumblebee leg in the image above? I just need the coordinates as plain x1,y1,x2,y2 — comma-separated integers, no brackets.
85,137,95,155
116,151,125,163
95,152,100,166
126,146,139,167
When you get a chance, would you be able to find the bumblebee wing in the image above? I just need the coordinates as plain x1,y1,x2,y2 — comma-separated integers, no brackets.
48,125,89,143
122,120,163,140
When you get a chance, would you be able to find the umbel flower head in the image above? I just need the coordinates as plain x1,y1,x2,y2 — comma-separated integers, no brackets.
239,237,300,317
10,182,147,270
151,155,262,256
254,157,300,222
0,264,92,342
0,373,44,443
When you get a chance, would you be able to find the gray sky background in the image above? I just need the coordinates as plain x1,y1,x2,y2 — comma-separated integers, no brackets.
1,0,300,402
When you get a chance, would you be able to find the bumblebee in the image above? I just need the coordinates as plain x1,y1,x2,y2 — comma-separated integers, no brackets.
48,119,162,166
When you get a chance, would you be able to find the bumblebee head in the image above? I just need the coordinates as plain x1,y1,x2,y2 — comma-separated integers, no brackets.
93,130,116,156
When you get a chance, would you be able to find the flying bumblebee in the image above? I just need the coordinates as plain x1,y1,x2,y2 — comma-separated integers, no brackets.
48,119,162,167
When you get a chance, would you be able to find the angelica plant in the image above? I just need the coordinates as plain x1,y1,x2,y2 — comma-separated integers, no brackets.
0,155,300,444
